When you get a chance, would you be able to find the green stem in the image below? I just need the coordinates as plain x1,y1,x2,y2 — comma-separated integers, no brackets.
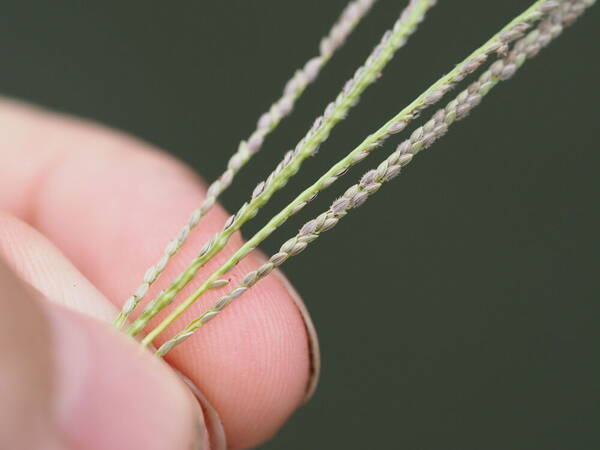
141,0,553,347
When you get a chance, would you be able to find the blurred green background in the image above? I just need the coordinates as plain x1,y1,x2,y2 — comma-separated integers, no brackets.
2,1,598,448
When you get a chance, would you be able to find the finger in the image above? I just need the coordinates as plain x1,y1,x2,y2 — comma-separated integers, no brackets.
0,256,203,450
0,98,319,448
0,211,116,322
0,209,216,447
0,251,60,449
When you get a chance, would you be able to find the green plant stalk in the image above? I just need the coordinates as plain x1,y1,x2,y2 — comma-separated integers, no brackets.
141,0,559,347
156,0,584,357
128,0,436,337
114,0,378,329
155,0,594,356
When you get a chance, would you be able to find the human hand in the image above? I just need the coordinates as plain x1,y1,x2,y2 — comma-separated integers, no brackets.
0,99,319,450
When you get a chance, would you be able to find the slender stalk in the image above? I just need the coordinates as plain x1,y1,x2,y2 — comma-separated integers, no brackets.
114,0,378,328
142,0,564,347
128,0,436,336
155,0,593,356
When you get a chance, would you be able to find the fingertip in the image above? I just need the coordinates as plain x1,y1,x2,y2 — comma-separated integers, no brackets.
159,251,314,448
45,304,202,450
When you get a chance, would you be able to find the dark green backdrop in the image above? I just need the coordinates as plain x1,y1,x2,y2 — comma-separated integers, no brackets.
2,1,598,448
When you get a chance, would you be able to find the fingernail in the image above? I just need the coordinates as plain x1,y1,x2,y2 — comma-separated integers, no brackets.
175,369,227,450
189,409,207,450
273,269,321,402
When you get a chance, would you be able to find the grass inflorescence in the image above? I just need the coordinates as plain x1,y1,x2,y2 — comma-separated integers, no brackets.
112,0,594,356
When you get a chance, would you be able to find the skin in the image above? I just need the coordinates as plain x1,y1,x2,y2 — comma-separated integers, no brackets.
0,99,316,449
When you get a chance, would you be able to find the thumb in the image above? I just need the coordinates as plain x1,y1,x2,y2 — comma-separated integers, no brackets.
0,259,206,450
